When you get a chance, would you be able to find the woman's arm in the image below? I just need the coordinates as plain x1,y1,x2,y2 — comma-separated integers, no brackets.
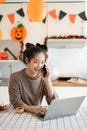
22,104,47,114
42,66,58,102
9,73,47,114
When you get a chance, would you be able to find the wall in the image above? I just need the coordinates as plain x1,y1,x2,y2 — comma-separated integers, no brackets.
0,1,87,79
48,45,87,78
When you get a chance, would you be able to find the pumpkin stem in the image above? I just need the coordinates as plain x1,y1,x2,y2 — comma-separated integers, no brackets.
18,23,24,28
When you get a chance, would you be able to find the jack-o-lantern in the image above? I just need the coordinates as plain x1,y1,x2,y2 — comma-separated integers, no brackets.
0,52,8,60
0,0,6,3
10,23,27,42
0,30,2,41
27,0,47,22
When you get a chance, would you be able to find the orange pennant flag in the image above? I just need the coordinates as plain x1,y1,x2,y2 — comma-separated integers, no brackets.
49,9,57,19
69,14,76,23
7,13,15,24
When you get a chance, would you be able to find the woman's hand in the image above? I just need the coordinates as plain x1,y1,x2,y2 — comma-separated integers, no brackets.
42,65,51,80
34,106,47,114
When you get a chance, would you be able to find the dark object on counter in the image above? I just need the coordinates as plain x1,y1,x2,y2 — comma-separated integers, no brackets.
3,47,17,60
0,105,9,112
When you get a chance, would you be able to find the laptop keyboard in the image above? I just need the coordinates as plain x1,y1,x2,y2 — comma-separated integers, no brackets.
37,113,46,118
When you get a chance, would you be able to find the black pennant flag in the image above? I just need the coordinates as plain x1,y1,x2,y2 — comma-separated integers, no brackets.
78,11,87,21
0,15,3,22
16,8,25,17
59,10,67,20
42,17,46,23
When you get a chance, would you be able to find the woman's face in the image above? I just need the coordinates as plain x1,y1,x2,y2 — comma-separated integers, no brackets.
27,52,45,75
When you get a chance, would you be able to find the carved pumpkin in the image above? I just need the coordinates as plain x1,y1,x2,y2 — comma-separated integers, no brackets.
0,30,2,41
10,23,27,42
27,0,47,22
0,0,6,3
0,52,8,60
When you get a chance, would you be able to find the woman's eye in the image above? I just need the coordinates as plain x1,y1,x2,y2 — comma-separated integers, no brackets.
41,62,45,65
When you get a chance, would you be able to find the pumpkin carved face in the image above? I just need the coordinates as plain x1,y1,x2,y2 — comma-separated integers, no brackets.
0,52,8,60
11,23,27,42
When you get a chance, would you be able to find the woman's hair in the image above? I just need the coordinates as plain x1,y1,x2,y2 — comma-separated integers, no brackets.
23,43,48,64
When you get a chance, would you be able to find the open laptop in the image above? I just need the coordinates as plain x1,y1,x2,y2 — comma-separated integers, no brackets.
32,96,86,120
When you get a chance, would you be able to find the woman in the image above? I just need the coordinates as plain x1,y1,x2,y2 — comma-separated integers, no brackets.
9,43,58,115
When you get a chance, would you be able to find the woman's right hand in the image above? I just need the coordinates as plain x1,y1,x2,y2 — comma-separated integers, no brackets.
34,106,47,114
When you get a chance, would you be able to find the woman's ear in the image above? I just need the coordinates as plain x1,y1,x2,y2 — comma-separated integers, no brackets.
25,57,30,64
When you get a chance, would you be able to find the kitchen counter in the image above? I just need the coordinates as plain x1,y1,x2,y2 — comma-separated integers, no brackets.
1,80,87,87
1,77,87,87
52,79,87,86
0,82,8,86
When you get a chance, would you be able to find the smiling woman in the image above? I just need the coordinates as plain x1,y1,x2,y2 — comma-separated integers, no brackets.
9,43,58,114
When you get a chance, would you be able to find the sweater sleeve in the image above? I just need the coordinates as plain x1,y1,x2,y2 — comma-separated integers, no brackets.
9,74,25,108
43,81,58,105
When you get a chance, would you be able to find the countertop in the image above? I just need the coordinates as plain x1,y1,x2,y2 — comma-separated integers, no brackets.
1,77,87,87
1,80,87,87
0,82,9,86
52,79,87,86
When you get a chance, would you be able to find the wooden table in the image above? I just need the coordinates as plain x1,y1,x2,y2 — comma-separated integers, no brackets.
0,82,8,86
52,79,87,86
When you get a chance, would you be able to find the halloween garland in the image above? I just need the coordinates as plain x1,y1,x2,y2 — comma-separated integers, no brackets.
44,35,87,45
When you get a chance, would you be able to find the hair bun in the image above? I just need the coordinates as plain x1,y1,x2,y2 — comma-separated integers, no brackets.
36,43,48,51
26,43,34,49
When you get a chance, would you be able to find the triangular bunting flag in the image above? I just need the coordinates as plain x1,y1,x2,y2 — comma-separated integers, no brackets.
49,9,57,19
7,13,15,24
42,17,46,23
78,11,87,21
16,8,25,17
59,10,67,20
69,14,76,23
0,15,3,22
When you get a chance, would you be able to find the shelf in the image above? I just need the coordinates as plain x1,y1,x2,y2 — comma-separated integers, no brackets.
47,39,87,49
0,60,23,63
5,0,85,2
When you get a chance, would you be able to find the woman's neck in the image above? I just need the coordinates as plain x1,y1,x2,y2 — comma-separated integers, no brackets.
25,68,39,78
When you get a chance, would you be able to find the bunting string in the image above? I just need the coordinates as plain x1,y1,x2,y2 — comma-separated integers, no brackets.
0,8,86,24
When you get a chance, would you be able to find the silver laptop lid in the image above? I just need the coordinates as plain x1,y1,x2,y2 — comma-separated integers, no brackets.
44,96,86,120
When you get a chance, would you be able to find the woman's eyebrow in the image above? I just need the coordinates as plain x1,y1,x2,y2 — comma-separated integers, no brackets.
33,59,45,62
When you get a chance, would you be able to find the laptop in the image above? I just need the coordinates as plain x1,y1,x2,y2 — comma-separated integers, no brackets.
32,96,86,120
